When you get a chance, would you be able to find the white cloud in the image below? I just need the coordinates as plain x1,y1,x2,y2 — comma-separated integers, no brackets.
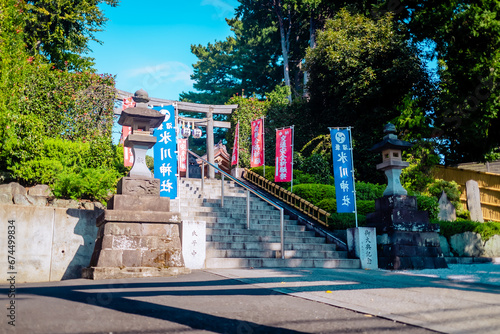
126,62,192,86
119,61,194,99
201,0,237,18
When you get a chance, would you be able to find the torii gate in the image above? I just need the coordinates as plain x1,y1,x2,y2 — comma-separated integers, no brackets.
115,89,237,179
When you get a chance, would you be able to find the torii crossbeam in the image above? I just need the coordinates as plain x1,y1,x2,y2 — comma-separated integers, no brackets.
115,89,238,179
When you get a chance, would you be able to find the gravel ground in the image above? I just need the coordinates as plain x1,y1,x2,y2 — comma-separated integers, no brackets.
393,262,500,286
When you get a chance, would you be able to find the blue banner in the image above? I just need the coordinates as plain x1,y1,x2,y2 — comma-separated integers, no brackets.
330,128,356,213
153,105,177,199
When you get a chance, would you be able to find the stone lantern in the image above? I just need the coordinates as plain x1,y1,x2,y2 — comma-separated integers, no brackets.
366,123,447,270
118,89,165,178
369,123,412,196
82,89,190,280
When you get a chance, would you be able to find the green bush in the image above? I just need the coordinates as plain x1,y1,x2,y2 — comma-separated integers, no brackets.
425,179,469,219
327,213,366,230
357,200,375,215
11,137,125,203
52,167,121,202
249,166,324,189
355,181,385,200
318,198,374,216
301,153,332,183
434,220,500,242
416,194,439,220
426,179,461,202
292,184,336,204
317,198,336,212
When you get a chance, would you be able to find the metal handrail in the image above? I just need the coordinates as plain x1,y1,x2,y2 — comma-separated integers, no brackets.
243,168,332,227
186,150,285,259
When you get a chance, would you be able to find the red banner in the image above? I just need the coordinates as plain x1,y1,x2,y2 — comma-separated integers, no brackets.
250,118,264,167
231,122,239,166
178,138,188,172
275,127,293,182
121,97,136,167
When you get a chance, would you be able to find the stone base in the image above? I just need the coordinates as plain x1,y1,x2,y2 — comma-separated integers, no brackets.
377,231,448,270
89,221,184,268
366,195,439,233
82,266,191,280
117,177,160,196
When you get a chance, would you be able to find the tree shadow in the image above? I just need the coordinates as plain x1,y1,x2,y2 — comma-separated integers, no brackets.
60,208,100,280
9,267,500,333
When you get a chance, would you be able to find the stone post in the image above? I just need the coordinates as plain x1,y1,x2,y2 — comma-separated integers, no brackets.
466,180,483,222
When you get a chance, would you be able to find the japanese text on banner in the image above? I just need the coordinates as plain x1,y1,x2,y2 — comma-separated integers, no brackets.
330,128,356,213
275,128,292,182
178,139,187,173
153,105,177,199
121,96,135,167
250,118,264,167
231,122,239,166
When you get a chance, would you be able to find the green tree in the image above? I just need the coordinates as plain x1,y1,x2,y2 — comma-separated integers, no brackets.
181,18,283,104
304,9,433,183
0,0,123,202
226,95,270,168
23,0,118,71
394,0,500,164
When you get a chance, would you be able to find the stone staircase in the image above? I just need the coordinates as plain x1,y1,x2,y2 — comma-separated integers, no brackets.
171,178,360,269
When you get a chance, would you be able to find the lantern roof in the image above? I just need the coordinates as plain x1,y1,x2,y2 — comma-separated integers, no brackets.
369,123,413,153
118,89,165,129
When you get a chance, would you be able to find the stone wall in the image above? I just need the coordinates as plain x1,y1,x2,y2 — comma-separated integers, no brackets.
0,182,101,283
0,182,105,210
0,204,99,282
440,232,500,258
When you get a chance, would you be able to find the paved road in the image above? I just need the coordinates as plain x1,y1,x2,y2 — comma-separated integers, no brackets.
1,265,499,334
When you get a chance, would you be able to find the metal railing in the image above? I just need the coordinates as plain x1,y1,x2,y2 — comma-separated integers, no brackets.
186,150,286,259
243,168,331,228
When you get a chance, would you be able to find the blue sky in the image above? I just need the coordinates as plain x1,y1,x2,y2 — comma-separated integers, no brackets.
89,0,239,101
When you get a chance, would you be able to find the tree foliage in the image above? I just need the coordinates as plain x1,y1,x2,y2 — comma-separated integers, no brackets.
304,9,432,182
23,0,118,71
0,0,123,201
181,18,283,104
395,0,500,164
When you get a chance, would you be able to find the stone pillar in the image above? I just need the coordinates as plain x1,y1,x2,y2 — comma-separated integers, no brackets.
466,180,483,222
438,191,456,222
207,108,215,179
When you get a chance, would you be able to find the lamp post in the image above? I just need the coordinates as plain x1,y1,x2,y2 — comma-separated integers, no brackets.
119,89,165,178
370,123,413,196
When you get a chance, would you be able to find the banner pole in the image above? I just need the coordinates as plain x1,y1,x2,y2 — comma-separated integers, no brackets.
262,117,265,178
237,121,240,169
347,126,358,228
291,125,295,193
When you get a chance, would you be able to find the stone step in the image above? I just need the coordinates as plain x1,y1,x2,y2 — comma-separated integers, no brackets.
180,210,287,219
206,235,326,244
205,222,306,232
198,207,280,215
206,249,346,259
189,216,297,225
194,212,290,219
178,184,245,191
206,241,337,252
176,204,280,214
204,257,360,269
206,228,315,238
175,177,360,269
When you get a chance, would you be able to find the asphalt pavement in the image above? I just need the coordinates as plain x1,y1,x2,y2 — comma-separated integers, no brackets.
1,264,500,334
